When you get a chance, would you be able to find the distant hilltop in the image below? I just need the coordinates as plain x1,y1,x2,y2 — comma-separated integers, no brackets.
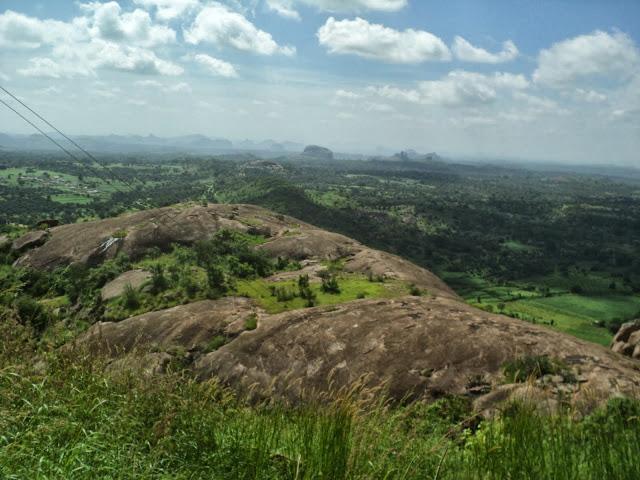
302,145,334,160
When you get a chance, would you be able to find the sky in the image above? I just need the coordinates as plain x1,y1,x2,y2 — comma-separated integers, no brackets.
0,0,639,164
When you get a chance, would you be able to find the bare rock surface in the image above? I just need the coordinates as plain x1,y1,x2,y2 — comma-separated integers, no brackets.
193,295,640,408
12,230,48,253
611,320,640,359
77,297,257,354
30,203,640,411
101,269,152,301
14,203,457,299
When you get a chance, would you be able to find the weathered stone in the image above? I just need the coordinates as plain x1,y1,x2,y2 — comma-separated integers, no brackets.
101,270,152,301
611,319,640,360
11,230,48,253
77,297,257,354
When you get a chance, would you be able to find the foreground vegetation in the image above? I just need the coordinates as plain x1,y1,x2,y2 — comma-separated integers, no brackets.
1,317,639,479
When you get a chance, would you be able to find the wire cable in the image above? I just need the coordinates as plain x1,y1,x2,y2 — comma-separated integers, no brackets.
0,85,138,191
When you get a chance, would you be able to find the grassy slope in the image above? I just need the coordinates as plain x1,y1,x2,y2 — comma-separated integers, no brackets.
1,331,639,479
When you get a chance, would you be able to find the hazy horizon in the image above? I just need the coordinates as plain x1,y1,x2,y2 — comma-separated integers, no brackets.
1,1,639,165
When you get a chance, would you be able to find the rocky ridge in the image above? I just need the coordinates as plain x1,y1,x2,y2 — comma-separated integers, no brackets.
13,203,640,412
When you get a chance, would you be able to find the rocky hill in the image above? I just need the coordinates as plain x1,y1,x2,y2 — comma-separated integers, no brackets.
13,203,640,412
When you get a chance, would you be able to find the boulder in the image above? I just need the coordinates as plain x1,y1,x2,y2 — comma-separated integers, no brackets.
611,320,640,360
101,270,152,301
11,230,48,253
77,297,257,355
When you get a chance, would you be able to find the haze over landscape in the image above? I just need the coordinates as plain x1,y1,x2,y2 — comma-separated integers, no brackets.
1,0,640,164
2,2,640,479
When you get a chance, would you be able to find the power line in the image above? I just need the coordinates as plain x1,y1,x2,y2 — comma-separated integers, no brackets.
0,85,138,192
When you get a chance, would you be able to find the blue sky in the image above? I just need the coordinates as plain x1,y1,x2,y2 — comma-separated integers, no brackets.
0,0,639,164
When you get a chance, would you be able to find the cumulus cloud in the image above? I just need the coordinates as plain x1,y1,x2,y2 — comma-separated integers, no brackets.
317,17,450,63
268,0,406,19
193,53,238,78
133,0,200,21
184,2,295,56
0,10,73,49
533,30,640,86
80,1,176,48
18,57,93,79
266,0,301,20
2,7,182,78
368,70,528,107
452,36,518,63
19,40,183,78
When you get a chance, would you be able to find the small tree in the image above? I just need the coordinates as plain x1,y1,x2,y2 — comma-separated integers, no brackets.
122,284,140,310
321,273,341,294
150,264,168,294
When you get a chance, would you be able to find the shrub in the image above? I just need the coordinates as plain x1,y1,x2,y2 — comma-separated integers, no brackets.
14,295,50,333
502,355,560,383
150,264,169,294
205,335,227,352
321,275,341,294
244,313,258,331
122,283,140,310
409,285,423,296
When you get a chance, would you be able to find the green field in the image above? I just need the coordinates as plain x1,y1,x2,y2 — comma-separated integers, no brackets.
237,274,410,314
501,295,640,346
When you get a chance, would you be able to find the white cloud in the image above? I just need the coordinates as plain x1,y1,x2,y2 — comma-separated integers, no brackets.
133,0,200,21
335,89,362,100
0,10,73,49
166,82,192,93
574,88,607,103
533,30,640,86
304,0,406,11
317,17,450,64
365,102,394,112
267,0,406,19
336,112,355,119
19,40,184,78
80,1,176,48
3,7,181,78
18,57,94,79
452,36,518,63
135,80,191,93
184,2,295,56
80,40,183,75
266,1,301,21
0,71,10,82
193,53,238,78
135,79,163,88
369,70,528,107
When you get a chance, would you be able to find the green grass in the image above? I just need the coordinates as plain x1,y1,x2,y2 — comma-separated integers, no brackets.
51,193,93,204
236,274,408,314
1,330,639,479
445,271,640,346
501,295,640,346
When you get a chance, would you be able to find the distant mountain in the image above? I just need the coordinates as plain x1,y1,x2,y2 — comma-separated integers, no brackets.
393,150,443,162
0,133,302,155
302,145,334,160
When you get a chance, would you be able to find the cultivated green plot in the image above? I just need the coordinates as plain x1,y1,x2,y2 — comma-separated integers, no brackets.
502,294,640,346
